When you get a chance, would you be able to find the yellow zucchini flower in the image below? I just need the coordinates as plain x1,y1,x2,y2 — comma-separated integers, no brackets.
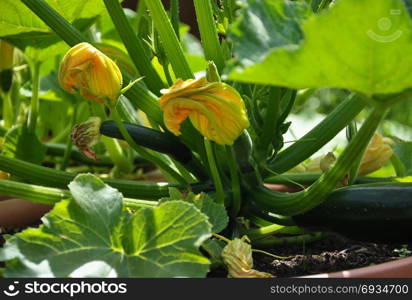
159,78,249,145
358,132,394,176
59,42,122,105
222,236,274,278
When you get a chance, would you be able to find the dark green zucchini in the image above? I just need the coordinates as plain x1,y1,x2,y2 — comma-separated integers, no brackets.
100,121,208,180
101,121,192,162
293,182,412,243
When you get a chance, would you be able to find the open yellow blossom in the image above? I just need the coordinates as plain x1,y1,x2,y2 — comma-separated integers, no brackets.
358,132,394,176
59,42,122,105
159,77,249,145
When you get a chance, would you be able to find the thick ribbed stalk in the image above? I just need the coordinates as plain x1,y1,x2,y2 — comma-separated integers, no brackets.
1,90,13,129
226,146,241,215
255,87,281,158
103,0,164,94
0,179,70,205
252,106,388,215
193,0,225,72
144,0,193,79
204,139,225,204
0,179,157,209
252,232,324,248
267,93,366,174
170,0,180,39
264,173,395,186
0,155,174,200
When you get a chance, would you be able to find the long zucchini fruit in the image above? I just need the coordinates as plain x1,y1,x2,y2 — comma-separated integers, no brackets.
100,121,208,180
293,182,412,243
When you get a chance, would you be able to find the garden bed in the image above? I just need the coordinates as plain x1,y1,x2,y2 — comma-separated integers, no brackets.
208,234,411,277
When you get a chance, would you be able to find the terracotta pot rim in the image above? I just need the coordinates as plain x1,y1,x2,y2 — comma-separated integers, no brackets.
301,256,412,278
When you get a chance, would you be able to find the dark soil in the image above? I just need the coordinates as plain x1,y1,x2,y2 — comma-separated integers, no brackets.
2,224,411,277
209,233,412,278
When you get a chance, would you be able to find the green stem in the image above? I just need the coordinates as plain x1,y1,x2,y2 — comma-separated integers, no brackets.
28,61,41,133
247,209,296,226
193,0,225,72
222,0,235,23
162,64,174,86
247,224,285,240
59,105,77,171
110,107,188,185
0,154,175,199
102,136,133,175
49,124,71,143
0,179,70,205
252,105,388,215
0,179,157,209
256,87,281,158
318,0,333,11
264,172,396,185
144,0,193,79
267,93,366,174
170,0,180,40
226,146,241,215
103,0,165,94
91,102,132,174
204,139,225,204
391,153,406,177
252,232,325,248
251,249,290,260
1,90,13,129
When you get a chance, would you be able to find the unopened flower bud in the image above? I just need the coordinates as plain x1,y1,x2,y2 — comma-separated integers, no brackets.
222,236,274,278
59,43,122,106
71,117,102,160
358,132,394,176
0,40,14,71
159,77,250,145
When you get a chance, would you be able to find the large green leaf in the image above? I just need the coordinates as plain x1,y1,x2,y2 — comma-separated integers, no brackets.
229,0,311,67
0,0,110,36
229,0,412,96
161,188,228,233
0,174,212,278
0,0,119,60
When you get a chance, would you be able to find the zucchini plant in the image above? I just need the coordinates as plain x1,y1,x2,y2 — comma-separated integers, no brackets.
0,0,411,277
